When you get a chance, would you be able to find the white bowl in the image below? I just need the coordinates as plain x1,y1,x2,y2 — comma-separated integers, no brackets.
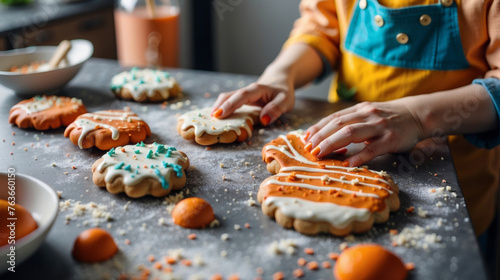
0,39,93,97
0,172,58,272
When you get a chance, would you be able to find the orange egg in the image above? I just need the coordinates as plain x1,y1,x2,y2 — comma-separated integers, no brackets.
0,199,38,247
172,197,215,228
334,244,408,280
72,228,118,262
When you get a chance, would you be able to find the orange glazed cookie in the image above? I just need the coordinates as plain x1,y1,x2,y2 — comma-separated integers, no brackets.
257,130,400,236
177,105,260,145
9,95,86,130
64,110,151,150
334,244,408,280
110,68,181,102
172,197,215,228
92,143,189,198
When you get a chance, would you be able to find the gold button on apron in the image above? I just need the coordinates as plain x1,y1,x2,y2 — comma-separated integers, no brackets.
441,0,453,7
396,33,409,44
374,15,384,27
420,14,431,26
359,0,367,9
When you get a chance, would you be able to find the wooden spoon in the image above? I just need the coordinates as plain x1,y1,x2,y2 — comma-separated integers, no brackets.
47,40,72,70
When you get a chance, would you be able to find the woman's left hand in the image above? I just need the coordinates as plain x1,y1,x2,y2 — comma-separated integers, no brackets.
303,100,425,166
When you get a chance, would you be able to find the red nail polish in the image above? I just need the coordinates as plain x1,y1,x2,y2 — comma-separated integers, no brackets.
342,161,350,167
261,115,271,126
304,142,312,152
311,146,321,157
213,108,223,118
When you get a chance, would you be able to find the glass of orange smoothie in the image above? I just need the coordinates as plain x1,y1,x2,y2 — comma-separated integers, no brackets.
114,0,180,68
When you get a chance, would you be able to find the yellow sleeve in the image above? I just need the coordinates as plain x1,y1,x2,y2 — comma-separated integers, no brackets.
283,0,340,69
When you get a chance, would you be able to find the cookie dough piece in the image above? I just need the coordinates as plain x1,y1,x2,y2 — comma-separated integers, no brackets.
64,110,151,150
172,197,215,228
110,68,181,102
257,130,400,236
92,143,189,198
177,105,261,145
9,95,86,130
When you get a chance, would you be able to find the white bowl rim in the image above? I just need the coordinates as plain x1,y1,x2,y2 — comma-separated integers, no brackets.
0,172,59,251
0,39,94,76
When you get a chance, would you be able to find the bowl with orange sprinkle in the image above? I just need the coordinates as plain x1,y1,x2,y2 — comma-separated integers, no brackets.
0,39,93,97
0,172,59,272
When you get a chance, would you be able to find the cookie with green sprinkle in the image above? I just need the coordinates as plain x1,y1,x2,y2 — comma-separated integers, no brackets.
110,68,181,102
92,143,189,198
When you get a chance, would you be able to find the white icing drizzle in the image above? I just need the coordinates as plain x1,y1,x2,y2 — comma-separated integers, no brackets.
96,143,187,189
74,119,120,148
111,68,179,99
266,178,380,198
264,196,371,229
179,105,261,137
274,172,390,194
12,95,83,114
280,166,392,192
73,110,143,149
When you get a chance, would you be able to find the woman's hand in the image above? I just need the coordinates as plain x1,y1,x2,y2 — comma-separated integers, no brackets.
211,81,295,126
211,43,325,125
304,100,425,166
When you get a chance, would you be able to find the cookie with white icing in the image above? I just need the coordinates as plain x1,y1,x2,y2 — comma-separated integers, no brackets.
64,110,151,150
257,131,400,236
110,68,181,102
9,95,86,130
177,105,261,145
92,143,189,198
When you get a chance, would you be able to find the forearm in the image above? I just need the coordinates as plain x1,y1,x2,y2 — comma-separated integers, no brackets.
258,43,323,89
401,84,498,139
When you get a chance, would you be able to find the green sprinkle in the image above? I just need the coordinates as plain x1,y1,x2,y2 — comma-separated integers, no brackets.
107,148,115,157
136,142,146,147
114,162,125,169
124,164,132,171
139,80,145,84
154,169,169,189
134,149,141,154
156,76,162,82
146,150,154,159
156,145,167,154
131,175,135,178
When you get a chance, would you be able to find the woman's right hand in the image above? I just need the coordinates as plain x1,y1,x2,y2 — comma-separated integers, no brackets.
211,80,295,126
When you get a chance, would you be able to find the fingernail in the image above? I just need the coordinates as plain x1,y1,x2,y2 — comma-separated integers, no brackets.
213,108,223,118
342,160,350,167
311,146,321,157
260,115,271,126
304,131,310,141
304,142,312,152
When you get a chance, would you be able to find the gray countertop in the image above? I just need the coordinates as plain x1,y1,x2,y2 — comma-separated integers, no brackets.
0,0,114,36
0,58,488,279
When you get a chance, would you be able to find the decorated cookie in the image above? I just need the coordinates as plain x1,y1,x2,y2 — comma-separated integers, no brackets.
64,110,151,150
257,131,400,236
177,105,261,145
334,244,408,280
92,143,189,198
8,95,86,130
172,197,215,228
110,68,181,102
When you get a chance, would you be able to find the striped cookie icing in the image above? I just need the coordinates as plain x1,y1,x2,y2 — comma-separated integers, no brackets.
259,130,399,229
71,110,150,149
